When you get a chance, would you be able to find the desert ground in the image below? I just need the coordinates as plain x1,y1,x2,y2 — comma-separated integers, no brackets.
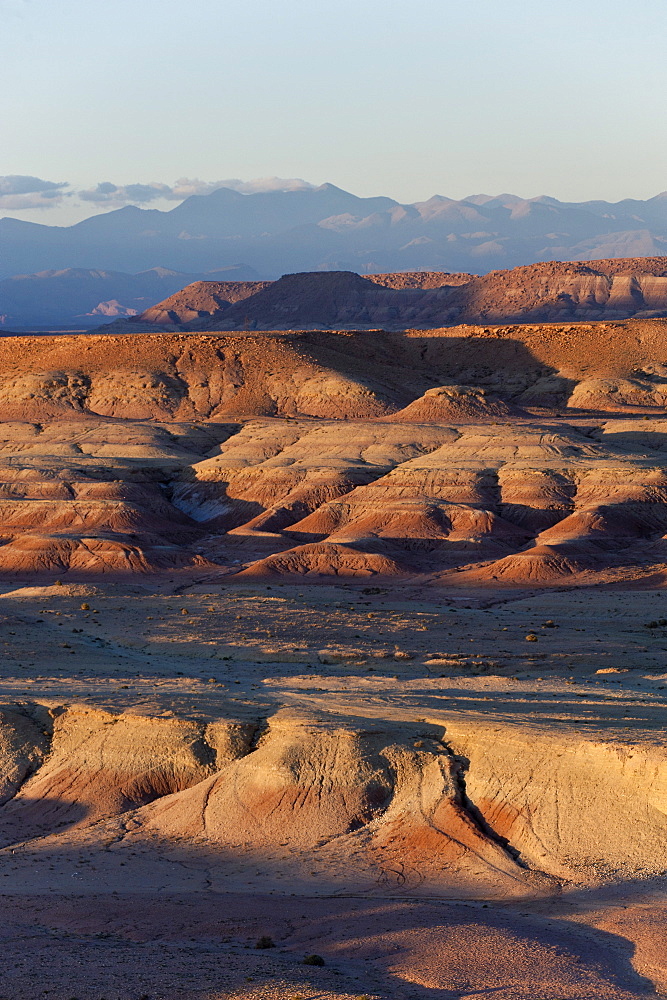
2,314,667,998
2,580,667,999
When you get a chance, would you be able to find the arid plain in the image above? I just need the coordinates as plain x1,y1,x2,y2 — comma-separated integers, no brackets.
4,283,667,998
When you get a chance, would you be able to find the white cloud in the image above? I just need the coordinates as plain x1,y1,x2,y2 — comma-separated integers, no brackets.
191,177,315,196
0,174,317,217
78,181,173,206
0,175,69,210
78,176,315,206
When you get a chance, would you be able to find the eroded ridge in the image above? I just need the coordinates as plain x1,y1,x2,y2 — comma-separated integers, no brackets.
0,697,665,900
2,413,667,585
1,320,667,585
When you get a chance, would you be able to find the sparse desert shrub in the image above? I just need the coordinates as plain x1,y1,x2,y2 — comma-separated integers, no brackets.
255,934,275,949
303,953,325,966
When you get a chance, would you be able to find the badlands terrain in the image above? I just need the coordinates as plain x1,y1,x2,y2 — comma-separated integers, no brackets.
3,305,667,997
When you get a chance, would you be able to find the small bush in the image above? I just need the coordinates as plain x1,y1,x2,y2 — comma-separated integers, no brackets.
302,953,325,966
255,935,275,949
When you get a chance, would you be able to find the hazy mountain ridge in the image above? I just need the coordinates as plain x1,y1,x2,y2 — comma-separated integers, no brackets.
0,264,260,329
4,182,667,298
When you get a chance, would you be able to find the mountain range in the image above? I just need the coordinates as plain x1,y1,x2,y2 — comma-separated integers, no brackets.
5,183,667,327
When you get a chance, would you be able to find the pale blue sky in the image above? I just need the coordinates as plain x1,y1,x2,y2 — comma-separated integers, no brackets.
2,0,667,223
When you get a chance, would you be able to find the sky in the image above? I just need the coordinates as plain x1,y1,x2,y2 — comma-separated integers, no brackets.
2,0,667,225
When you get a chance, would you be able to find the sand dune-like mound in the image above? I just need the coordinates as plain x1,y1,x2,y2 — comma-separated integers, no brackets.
0,534,211,576
386,384,520,421
0,497,198,539
496,467,577,531
237,541,407,578
293,499,528,550
288,500,531,574
537,506,667,545
450,545,590,583
293,372,394,418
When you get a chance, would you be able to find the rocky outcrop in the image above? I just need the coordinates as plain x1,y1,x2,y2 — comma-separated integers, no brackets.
0,703,259,844
141,710,542,897
1,700,667,894
442,259,667,324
